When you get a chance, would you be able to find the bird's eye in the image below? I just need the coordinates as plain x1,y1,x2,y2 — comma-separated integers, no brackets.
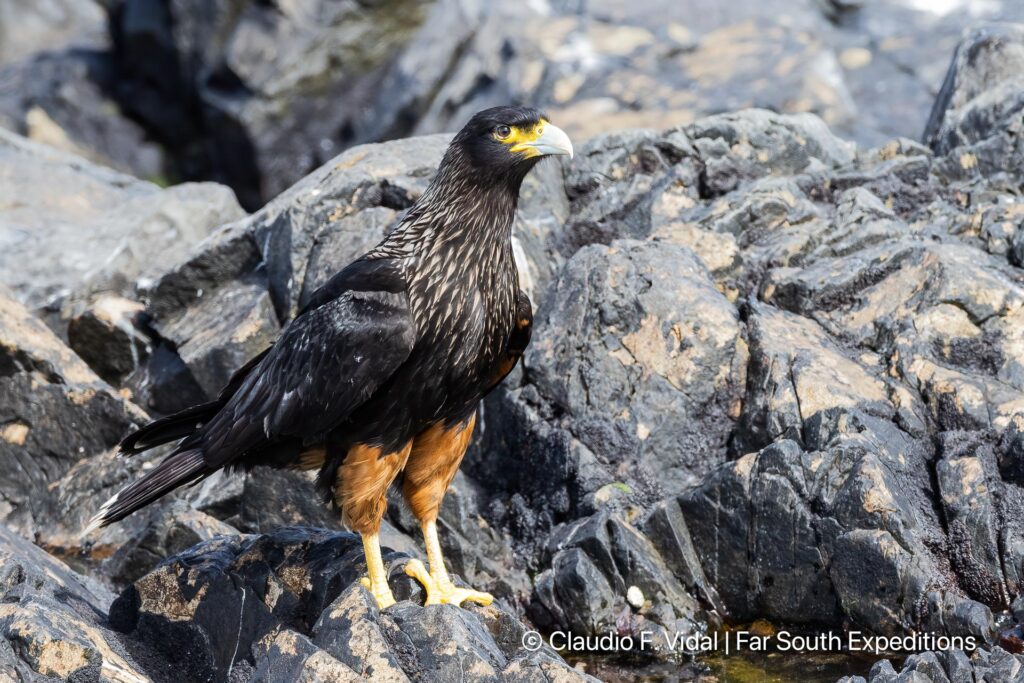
494,125,512,140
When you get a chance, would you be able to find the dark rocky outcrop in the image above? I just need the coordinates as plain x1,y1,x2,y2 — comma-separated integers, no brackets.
0,523,171,681
924,24,1024,175
14,0,1014,209
0,288,145,538
0,47,166,182
840,647,1024,683
110,527,595,683
108,0,437,209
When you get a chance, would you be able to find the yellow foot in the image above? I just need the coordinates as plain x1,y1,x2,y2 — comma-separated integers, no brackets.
360,576,397,609
403,559,494,607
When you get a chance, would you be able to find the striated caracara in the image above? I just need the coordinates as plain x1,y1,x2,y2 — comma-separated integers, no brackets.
86,106,573,608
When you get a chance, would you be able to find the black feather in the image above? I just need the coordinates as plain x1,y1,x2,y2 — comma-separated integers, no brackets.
118,401,218,455
86,449,207,531
119,345,273,455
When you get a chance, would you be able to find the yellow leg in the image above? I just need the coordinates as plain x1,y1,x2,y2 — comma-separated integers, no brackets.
404,520,493,606
359,532,396,609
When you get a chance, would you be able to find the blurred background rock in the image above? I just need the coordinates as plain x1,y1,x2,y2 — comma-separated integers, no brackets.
2,0,1022,211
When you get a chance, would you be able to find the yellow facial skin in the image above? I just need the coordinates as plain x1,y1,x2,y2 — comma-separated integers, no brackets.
493,119,574,159
495,119,550,158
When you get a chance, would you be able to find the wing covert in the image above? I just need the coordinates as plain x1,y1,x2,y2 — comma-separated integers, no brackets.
197,283,415,464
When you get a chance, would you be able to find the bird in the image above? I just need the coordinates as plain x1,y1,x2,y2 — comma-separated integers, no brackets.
85,106,573,609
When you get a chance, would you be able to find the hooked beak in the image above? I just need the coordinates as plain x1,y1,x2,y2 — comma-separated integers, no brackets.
514,122,574,159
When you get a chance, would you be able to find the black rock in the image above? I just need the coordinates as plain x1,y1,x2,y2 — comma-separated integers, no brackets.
112,527,595,682
858,647,1024,683
67,294,150,386
109,0,437,209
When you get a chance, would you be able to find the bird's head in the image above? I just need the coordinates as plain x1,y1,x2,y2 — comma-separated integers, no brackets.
446,106,573,188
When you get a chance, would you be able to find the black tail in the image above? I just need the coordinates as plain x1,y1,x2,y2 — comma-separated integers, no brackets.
84,449,208,534
119,346,273,456
119,401,220,455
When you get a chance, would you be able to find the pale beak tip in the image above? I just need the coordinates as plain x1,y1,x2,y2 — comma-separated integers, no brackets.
531,122,574,160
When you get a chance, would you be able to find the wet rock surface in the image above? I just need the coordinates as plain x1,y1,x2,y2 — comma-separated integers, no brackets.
2,9,1024,683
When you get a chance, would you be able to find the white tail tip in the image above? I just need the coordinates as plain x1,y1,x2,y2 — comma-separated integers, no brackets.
80,492,118,539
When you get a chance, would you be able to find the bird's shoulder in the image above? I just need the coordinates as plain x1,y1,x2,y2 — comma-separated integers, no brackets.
300,256,409,314
283,255,416,365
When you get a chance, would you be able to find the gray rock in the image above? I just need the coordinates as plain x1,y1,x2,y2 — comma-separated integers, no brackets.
67,294,149,386
111,0,437,209
937,649,978,683
251,628,361,682
40,445,177,582
830,1,1024,147
0,49,165,180
34,432,333,596
8,30,1024,681
869,659,899,683
0,524,168,681
152,280,280,400
858,648,1024,683
903,652,950,683
734,300,893,452
112,527,595,682
924,24,1024,182
531,510,702,640
94,0,1024,206
984,647,1024,681
763,237,1024,433
641,498,724,613
0,289,145,537
185,468,351,537
936,433,1010,608
470,238,746,538
924,24,1024,151
677,426,1003,638
686,109,856,196
381,0,858,151
561,128,696,255
0,128,244,314
0,0,105,67
43,445,347,589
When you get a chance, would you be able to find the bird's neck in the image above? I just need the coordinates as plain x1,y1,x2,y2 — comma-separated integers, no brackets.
368,156,523,343
373,157,522,264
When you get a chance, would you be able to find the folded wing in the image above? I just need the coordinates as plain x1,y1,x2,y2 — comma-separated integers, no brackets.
197,283,415,465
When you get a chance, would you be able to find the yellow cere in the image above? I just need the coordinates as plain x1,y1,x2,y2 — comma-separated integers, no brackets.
499,119,549,158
